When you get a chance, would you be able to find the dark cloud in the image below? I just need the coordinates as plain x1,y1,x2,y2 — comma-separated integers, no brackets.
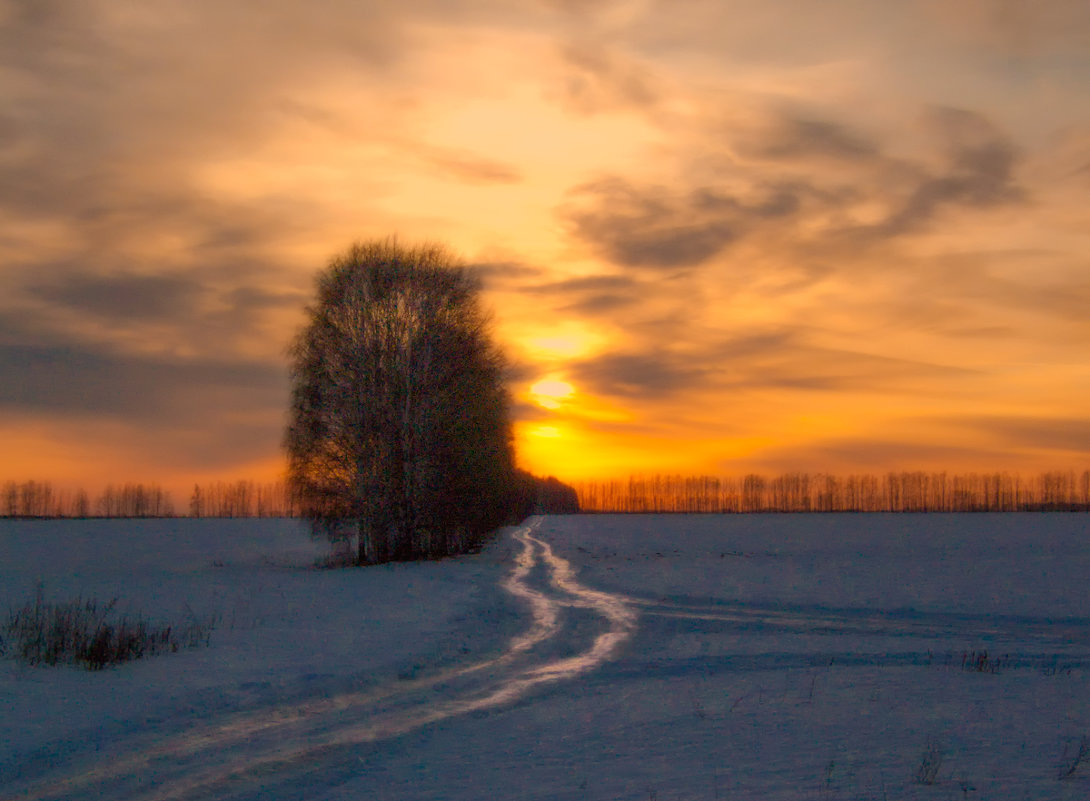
565,334,793,401
0,340,285,423
862,107,1025,238
0,317,287,471
471,261,547,292
0,330,289,472
562,178,778,270
30,272,206,321
753,116,880,161
559,293,639,314
570,351,709,398
562,106,1029,272
568,331,979,403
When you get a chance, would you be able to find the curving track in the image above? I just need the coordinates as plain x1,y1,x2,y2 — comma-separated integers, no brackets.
1,517,637,801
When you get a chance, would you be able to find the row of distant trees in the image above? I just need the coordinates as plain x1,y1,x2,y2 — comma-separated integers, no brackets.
7,470,1088,518
0,474,578,520
574,470,1090,513
0,480,296,519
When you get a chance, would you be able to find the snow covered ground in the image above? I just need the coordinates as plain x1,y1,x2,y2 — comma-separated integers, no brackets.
1,513,1088,800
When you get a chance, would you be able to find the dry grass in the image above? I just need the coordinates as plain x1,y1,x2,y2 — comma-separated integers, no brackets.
2,586,214,670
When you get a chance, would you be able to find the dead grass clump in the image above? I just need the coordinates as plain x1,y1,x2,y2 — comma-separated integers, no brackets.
2,586,214,670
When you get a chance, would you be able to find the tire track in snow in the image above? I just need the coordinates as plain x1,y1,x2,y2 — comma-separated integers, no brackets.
3,517,636,801
622,595,1090,646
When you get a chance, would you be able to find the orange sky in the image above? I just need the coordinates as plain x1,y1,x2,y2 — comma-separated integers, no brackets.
2,0,1089,500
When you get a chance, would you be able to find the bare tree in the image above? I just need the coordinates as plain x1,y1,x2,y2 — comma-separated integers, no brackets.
285,238,516,564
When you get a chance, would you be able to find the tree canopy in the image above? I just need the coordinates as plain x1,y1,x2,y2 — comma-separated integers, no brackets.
285,238,516,564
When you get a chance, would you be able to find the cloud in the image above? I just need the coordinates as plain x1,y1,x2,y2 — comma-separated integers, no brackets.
871,107,1024,236
558,292,640,315
754,107,1028,243
29,272,206,322
472,261,548,290
751,116,880,162
523,274,642,314
570,351,710,398
0,0,516,285
555,41,662,115
559,105,1029,277
953,416,1090,455
0,262,306,404
561,178,738,269
566,330,978,405
0,339,285,423
561,178,810,270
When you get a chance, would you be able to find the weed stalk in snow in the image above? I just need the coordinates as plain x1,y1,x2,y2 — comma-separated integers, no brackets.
1059,735,1089,781
915,739,943,785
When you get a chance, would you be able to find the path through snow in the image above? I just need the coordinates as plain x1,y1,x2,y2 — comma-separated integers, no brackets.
2,517,637,801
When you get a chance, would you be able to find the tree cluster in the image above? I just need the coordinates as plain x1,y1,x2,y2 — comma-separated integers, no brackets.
188,480,295,518
574,470,1090,513
286,239,518,563
0,479,300,518
508,471,581,521
0,473,578,521
1,481,172,518
96,483,175,517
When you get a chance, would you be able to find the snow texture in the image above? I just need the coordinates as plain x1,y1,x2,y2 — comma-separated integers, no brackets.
1,513,1089,799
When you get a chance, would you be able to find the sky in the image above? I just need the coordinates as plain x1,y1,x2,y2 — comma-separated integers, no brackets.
2,0,1089,497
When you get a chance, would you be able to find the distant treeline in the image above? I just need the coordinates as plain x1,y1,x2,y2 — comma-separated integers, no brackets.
1,480,296,519
574,471,1090,513
1,474,580,519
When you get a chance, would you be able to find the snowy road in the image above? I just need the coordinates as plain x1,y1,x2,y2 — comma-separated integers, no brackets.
2,518,638,800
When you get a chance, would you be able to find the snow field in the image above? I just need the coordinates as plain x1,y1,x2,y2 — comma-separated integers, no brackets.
1,513,1088,799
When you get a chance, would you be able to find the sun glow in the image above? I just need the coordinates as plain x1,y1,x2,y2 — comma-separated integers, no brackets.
516,321,607,362
526,336,588,359
530,378,575,410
